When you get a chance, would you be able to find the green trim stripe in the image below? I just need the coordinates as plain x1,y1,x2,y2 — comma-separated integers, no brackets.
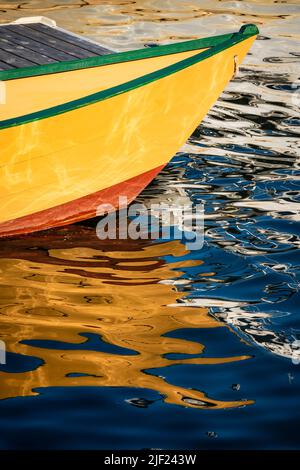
0,32,231,82
0,24,258,131
0,24,258,82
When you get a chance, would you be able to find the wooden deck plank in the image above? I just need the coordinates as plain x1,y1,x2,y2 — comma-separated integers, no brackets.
0,47,34,68
0,38,57,65
6,25,99,59
0,21,115,70
0,60,14,70
0,28,76,62
28,23,112,56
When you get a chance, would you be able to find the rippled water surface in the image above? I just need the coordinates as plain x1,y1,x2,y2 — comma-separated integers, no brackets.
0,0,300,450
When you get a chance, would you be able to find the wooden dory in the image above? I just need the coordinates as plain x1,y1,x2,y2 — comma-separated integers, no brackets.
0,17,259,237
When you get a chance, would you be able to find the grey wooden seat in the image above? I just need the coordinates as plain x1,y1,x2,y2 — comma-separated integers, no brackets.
0,17,113,70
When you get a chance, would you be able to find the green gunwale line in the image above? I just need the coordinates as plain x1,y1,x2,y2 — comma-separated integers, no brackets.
0,24,258,82
0,32,231,82
0,24,258,131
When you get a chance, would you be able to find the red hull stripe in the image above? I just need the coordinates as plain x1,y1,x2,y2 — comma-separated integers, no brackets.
0,165,165,238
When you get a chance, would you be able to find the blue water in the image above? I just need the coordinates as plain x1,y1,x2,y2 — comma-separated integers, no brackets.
0,0,300,451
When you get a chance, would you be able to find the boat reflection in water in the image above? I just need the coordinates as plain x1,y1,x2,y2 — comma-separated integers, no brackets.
0,225,252,408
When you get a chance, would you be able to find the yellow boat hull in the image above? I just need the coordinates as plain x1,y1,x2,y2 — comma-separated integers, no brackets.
0,24,258,237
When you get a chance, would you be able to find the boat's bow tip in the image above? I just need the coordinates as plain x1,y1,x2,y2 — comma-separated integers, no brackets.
239,24,259,36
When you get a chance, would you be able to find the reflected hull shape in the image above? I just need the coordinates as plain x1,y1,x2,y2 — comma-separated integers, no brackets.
0,232,253,408
0,22,258,237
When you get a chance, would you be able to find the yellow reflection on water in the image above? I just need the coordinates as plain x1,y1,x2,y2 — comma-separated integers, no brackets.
0,226,252,408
